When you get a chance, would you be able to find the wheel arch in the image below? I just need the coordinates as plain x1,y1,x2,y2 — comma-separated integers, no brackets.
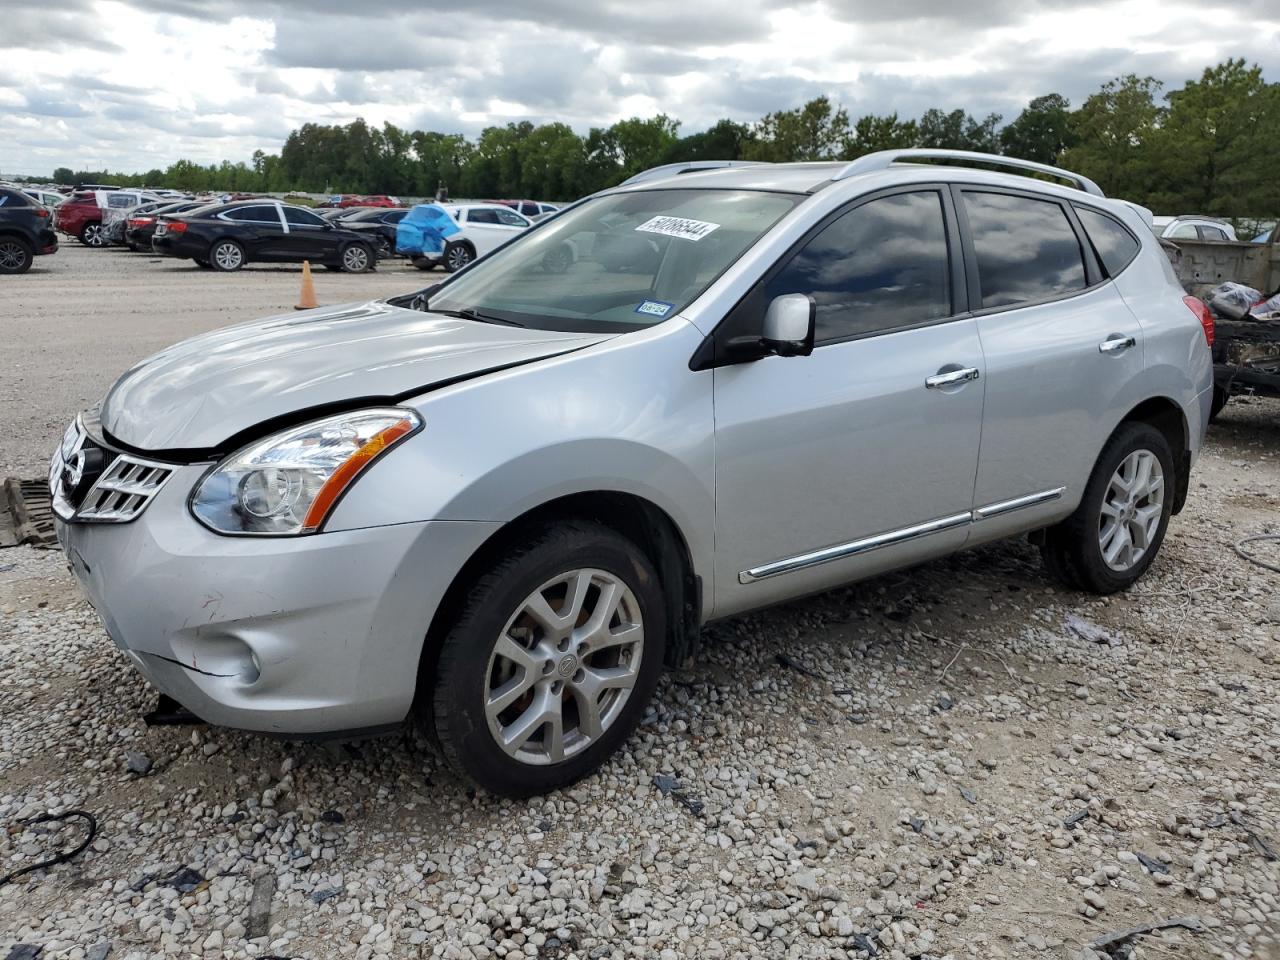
413,489,702,718
1116,396,1190,514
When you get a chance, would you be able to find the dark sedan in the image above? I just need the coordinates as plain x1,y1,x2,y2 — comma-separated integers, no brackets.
125,200,211,251
332,207,408,257
153,200,377,272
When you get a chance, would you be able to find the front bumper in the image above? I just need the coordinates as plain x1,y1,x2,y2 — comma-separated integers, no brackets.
57,463,499,735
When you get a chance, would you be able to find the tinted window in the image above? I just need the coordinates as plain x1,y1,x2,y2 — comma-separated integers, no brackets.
495,208,528,226
467,209,500,224
224,205,279,223
1075,206,1140,277
382,210,407,223
764,190,951,343
283,207,325,226
1198,225,1227,241
962,192,1085,308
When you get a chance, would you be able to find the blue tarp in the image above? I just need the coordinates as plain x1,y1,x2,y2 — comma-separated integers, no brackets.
396,203,461,256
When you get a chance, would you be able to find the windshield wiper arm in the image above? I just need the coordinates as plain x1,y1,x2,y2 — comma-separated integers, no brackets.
429,306,525,328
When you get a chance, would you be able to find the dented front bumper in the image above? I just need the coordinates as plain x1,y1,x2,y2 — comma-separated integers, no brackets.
56,464,498,736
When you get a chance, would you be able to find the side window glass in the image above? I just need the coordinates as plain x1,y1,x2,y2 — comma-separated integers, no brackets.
765,190,951,343
384,211,406,223
1167,223,1198,239
468,209,499,224
962,192,1086,308
1198,225,1227,241
283,207,325,226
225,205,275,223
1074,206,1140,278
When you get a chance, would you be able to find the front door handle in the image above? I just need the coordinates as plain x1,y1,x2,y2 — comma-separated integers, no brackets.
925,367,981,389
1098,335,1137,354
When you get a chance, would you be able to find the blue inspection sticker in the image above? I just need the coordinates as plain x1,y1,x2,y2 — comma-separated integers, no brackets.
635,299,675,318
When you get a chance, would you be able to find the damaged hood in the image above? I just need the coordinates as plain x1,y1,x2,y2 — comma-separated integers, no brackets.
101,299,613,451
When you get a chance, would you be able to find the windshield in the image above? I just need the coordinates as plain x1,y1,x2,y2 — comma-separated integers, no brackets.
428,188,803,332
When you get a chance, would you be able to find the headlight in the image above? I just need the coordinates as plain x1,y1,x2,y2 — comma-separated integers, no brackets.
190,408,422,536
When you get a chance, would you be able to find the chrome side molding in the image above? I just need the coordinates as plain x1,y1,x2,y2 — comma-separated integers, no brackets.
739,512,972,584
972,486,1065,520
739,487,1066,584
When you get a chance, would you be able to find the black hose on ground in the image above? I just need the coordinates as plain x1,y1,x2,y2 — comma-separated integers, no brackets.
0,810,97,887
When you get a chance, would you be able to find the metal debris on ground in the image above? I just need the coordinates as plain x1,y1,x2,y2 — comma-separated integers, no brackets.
1065,614,1123,647
247,871,278,939
0,479,56,549
651,775,704,816
1134,851,1169,874
4,946,42,960
774,652,823,678
1063,808,1090,829
1090,916,1203,956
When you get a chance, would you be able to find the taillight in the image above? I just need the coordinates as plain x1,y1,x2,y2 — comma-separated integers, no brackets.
1183,295,1214,347
167,221,188,233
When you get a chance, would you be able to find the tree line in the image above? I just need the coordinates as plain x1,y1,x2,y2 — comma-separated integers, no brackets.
49,58,1277,218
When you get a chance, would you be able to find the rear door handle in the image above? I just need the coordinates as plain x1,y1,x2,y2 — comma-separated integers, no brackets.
925,367,981,389
1098,335,1137,354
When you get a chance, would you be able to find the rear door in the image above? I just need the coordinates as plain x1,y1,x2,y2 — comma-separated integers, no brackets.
958,187,1145,544
462,207,531,256
220,204,287,258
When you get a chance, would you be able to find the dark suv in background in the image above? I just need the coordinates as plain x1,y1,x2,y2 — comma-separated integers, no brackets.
0,187,58,273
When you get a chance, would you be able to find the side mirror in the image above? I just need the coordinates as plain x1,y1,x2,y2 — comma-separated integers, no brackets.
761,293,815,357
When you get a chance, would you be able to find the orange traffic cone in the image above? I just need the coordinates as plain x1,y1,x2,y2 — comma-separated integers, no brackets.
295,260,318,310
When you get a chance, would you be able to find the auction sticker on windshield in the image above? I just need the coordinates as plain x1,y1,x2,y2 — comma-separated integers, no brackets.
635,216,720,242
635,299,674,318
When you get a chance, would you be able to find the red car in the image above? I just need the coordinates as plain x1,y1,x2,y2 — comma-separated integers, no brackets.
317,194,399,209
53,192,105,246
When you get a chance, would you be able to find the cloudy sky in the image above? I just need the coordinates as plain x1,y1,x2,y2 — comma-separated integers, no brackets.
2,0,1277,176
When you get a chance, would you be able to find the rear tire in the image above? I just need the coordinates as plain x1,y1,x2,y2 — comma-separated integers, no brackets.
0,237,34,274
428,521,666,797
1040,422,1175,594
209,239,245,272
79,222,104,247
442,241,474,273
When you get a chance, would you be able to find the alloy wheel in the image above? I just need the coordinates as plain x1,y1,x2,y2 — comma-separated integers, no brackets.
83,223,104,247
0,241,29,271
213,243,243,270
484,568,644,766
342,245,369,271
1098,449,1164,572
447,245,472,270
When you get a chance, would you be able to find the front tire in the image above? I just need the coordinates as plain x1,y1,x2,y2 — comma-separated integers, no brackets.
79,222,104,247
1040,422,1175,594
429,521,666,797
209,239,245,272
0,236,34,274
340,243,372,273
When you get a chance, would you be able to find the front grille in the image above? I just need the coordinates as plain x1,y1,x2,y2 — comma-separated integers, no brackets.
50,417,175,524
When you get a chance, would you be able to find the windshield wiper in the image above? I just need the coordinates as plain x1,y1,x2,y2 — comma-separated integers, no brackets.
429,306,525,328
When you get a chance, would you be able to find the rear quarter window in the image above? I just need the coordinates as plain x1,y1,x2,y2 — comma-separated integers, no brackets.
1074,206,1141,278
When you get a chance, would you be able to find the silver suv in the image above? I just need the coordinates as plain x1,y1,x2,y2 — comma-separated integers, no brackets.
52,150,1214,796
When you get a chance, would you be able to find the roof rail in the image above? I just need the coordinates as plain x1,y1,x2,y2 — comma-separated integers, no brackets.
833,149,1104,197
618,160,767,187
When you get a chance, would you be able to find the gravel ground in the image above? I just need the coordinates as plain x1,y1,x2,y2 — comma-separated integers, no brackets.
1,245,1278,960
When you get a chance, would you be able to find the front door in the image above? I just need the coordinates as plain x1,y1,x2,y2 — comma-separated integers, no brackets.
282,206,341,260
711,188,986,617
462,207,531,256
